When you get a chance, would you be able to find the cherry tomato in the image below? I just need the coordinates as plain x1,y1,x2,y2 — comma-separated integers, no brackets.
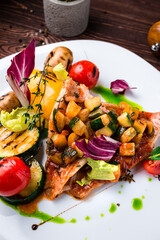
143,159,160,175
69,60,99,89
0,157,31,197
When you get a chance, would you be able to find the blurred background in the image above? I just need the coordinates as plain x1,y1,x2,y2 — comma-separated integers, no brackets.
0,0,160,70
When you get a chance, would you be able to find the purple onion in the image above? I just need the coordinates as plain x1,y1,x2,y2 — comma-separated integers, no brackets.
6,40,35,107
75,135,121,162
110,79,136,94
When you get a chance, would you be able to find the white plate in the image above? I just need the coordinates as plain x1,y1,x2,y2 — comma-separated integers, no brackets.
0,40,160,240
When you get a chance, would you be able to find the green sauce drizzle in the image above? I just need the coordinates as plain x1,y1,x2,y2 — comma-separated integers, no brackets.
109,203,117,213
121,185,124,188
100,213,104,217
0,198,68,224
85,216,90,220
132,198,143,211
92,86,143,110
118,191,121,194
148,177,152,182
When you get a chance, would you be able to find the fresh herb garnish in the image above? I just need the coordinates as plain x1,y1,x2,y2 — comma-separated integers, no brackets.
148,146,160,160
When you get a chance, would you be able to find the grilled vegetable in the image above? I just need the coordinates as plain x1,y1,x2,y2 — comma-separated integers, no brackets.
108,110,118,123
114,126,126,139
68,133,78,146
95,126,113,137
120,127,137,143
118,112,132,127
61,146,78,165
53,109,65,133
90,114,109,131
52,134,67,149
0,126,41,161
1,159,45,205
108,121,117,133
0,92,21,113
119,143,135,156
78,108,90,122
89,107,103,119
147,122,154,137
45,46,73,73
84,97,101,112
133,119,147,134
66,101,81,119
69,117,86,136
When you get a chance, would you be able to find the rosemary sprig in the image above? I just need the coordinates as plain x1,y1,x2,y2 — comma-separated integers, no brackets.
23,57,52,130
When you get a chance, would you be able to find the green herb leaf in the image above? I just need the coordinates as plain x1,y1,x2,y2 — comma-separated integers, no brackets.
148,146,160,160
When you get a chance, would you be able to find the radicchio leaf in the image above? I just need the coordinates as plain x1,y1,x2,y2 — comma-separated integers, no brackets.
75,135,121,161
110,79,136,94
6,40,35,107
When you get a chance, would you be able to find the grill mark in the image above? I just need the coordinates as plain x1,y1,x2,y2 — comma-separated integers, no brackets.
60,56,65,61
92,66,96,77
0,98,4,101
13,136,28,149
50,51,54,57
2,132,24,149
66,59,70,71
2,93,9,97
2,132,14,141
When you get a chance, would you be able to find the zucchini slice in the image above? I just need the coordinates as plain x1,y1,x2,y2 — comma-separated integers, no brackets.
117,112,132,127
69,117,86,136
114,126,126,139
53,109,65,133
84,97,101,112
89,108,103,119
61,146,78,165
90,114,109,131
108,111,118,123
69,117,79,129
1,159,45,205
0,126,41,161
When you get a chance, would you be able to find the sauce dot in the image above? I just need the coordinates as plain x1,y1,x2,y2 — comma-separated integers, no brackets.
132,198,143,211
121,185,124,188
69,218,77,223
85,216,90,220
100,213,104,217
148,177,152,182
32,224,38,231
118,191,121,194
142,195,145,199
109,203,117,213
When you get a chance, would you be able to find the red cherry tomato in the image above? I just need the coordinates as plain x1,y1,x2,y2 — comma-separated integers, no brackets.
69,60,99,89
143,159,160,175
0,157,31,197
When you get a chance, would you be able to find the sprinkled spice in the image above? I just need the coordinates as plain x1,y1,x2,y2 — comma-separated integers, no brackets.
119,170,135,183
85,216,90,221
117,203,120,207
109,203,117,213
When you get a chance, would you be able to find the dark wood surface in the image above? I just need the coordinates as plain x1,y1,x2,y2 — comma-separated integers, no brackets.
0,0,160,70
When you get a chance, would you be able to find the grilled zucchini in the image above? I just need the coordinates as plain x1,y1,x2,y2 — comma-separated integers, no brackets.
0,126,41,161
1,159,45,205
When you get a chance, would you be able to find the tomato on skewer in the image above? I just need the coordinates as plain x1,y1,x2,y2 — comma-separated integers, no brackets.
69,60,99,89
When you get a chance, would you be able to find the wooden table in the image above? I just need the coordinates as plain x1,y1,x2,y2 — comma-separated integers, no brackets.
0,0,160,70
